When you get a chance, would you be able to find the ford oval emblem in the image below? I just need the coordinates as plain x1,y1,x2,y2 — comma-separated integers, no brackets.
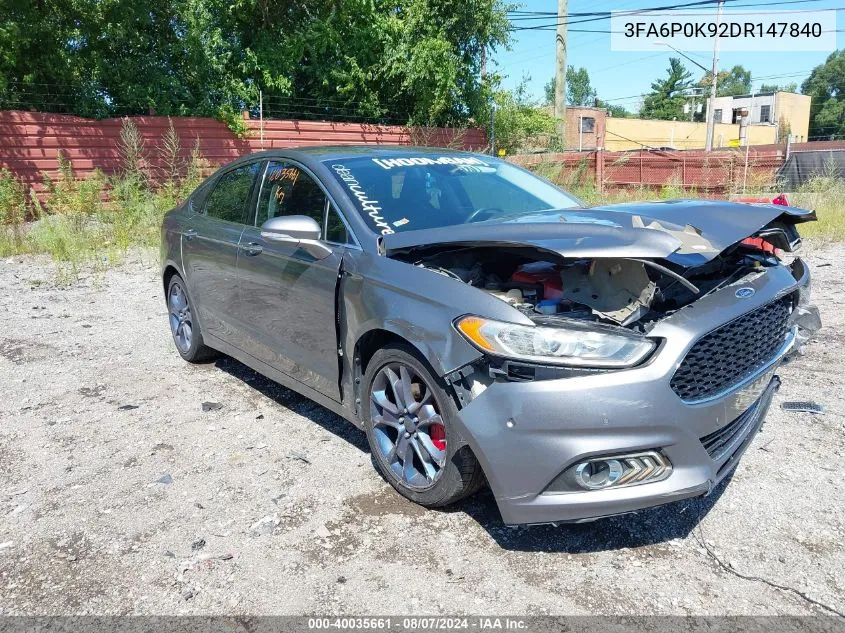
735,287,755,299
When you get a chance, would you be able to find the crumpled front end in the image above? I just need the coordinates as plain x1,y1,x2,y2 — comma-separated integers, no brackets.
382,198,821,524
786,256,822,354
444,262,809,525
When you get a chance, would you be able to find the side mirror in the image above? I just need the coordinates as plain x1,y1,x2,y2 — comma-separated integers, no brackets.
260,215,332,260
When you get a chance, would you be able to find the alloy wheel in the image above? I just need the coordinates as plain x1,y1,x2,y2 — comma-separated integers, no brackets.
168,281,193,353
370,362,448,490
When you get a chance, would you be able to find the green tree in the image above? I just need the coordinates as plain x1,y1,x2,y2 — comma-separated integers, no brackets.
566,66,596,106
0,0,512,127
759,82,798,93
802,50,845,139
543,66,597,107
596,99,629,118
698,65,752,97
494,76,557,153
640,58,692,120
544,78,554,105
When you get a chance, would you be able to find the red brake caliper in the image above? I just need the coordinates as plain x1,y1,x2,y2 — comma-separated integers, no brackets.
430,424,446,451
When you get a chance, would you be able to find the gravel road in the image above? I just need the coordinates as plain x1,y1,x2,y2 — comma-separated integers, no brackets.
1,246,843,616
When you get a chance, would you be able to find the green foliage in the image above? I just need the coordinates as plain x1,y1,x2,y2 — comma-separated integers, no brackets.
565,67,596,107
492,78,558,154
789,164,845,242
759,82,798,94
597,99,629,118
802,50,845,140
640,58,692,120
543,67,597,108
0,0,512,128
0,169,29,255
216,105,251,138
0,128,209,278
698,65,752,97
0,169,27,225
42,153,106,217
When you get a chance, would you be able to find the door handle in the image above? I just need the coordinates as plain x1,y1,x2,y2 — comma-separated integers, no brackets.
242,242,263,256
183,229,198,241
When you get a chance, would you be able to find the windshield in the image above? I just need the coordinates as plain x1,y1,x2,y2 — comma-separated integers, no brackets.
323,155,582,235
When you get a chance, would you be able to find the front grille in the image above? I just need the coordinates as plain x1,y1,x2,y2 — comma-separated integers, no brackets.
670,293,794,402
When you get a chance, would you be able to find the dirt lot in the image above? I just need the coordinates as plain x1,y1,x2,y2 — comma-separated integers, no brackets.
0,245,843,616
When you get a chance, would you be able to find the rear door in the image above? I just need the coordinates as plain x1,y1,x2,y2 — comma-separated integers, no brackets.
181,161,261,344
236,160,357,400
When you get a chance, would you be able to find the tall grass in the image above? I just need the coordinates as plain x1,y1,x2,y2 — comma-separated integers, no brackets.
789,172,845,242
0,118,209,277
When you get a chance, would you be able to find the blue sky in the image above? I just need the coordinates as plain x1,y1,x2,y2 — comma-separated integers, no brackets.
492,0,844,111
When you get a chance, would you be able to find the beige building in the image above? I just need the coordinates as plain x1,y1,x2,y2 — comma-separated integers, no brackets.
603,117,779,151
709,91,811,142
552,92,809,152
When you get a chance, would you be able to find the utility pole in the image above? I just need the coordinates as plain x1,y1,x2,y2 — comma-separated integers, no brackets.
704,0,724,151
555,0,568,146
490,102,497,156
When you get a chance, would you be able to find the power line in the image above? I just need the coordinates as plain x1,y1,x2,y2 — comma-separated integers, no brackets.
509,0,834,31
507,0,828,17
511,0,738,31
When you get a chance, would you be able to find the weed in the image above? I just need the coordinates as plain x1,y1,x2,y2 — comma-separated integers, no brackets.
0,169,29,255
789,172,845,242
118,117,148,183
0,122,210,280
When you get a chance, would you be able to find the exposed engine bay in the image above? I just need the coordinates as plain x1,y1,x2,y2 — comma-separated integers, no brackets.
401,238,791,333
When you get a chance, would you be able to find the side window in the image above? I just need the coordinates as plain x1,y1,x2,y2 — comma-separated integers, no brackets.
188,179,215,213
256,161,327,228
204,163,260,224
325,204,351,245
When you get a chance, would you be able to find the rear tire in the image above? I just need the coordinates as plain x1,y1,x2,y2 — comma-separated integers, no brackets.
166,274,217,363
363,343,485,507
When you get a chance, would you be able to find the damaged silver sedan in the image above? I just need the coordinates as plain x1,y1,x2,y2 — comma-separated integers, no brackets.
160,147,821,525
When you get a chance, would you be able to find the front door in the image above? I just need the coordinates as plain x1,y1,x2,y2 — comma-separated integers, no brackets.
181,161,261,344
236,160,354,401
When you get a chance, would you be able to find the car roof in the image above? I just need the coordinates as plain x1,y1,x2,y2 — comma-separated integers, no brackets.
245,145,483,163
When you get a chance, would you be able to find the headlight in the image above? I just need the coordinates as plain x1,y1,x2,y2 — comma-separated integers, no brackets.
455,315,656,368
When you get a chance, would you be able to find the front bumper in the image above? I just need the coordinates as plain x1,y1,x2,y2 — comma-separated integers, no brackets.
453,262,807,525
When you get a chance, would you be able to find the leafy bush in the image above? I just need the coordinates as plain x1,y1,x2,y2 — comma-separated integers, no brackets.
491,80,559,155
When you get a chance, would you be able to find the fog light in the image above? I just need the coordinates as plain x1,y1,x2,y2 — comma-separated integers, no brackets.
574,459,624,490
572,451,672,491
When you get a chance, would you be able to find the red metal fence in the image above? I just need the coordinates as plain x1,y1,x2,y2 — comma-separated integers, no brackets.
0,111,487,193
5,109,843,197
511,144,845,194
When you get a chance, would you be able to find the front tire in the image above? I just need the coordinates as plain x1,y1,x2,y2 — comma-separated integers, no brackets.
166,274,217,363
363,344,485,507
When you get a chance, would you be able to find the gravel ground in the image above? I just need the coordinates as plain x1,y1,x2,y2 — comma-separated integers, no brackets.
0,245,843,616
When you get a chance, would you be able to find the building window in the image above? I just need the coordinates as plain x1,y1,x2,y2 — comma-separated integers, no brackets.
580,117,595,133
760,105,771,123
713,109,722,123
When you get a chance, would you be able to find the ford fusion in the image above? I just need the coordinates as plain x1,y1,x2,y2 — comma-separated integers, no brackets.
161,147,821,525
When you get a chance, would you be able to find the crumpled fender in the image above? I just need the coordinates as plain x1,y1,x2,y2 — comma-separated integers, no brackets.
339,251,533,379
